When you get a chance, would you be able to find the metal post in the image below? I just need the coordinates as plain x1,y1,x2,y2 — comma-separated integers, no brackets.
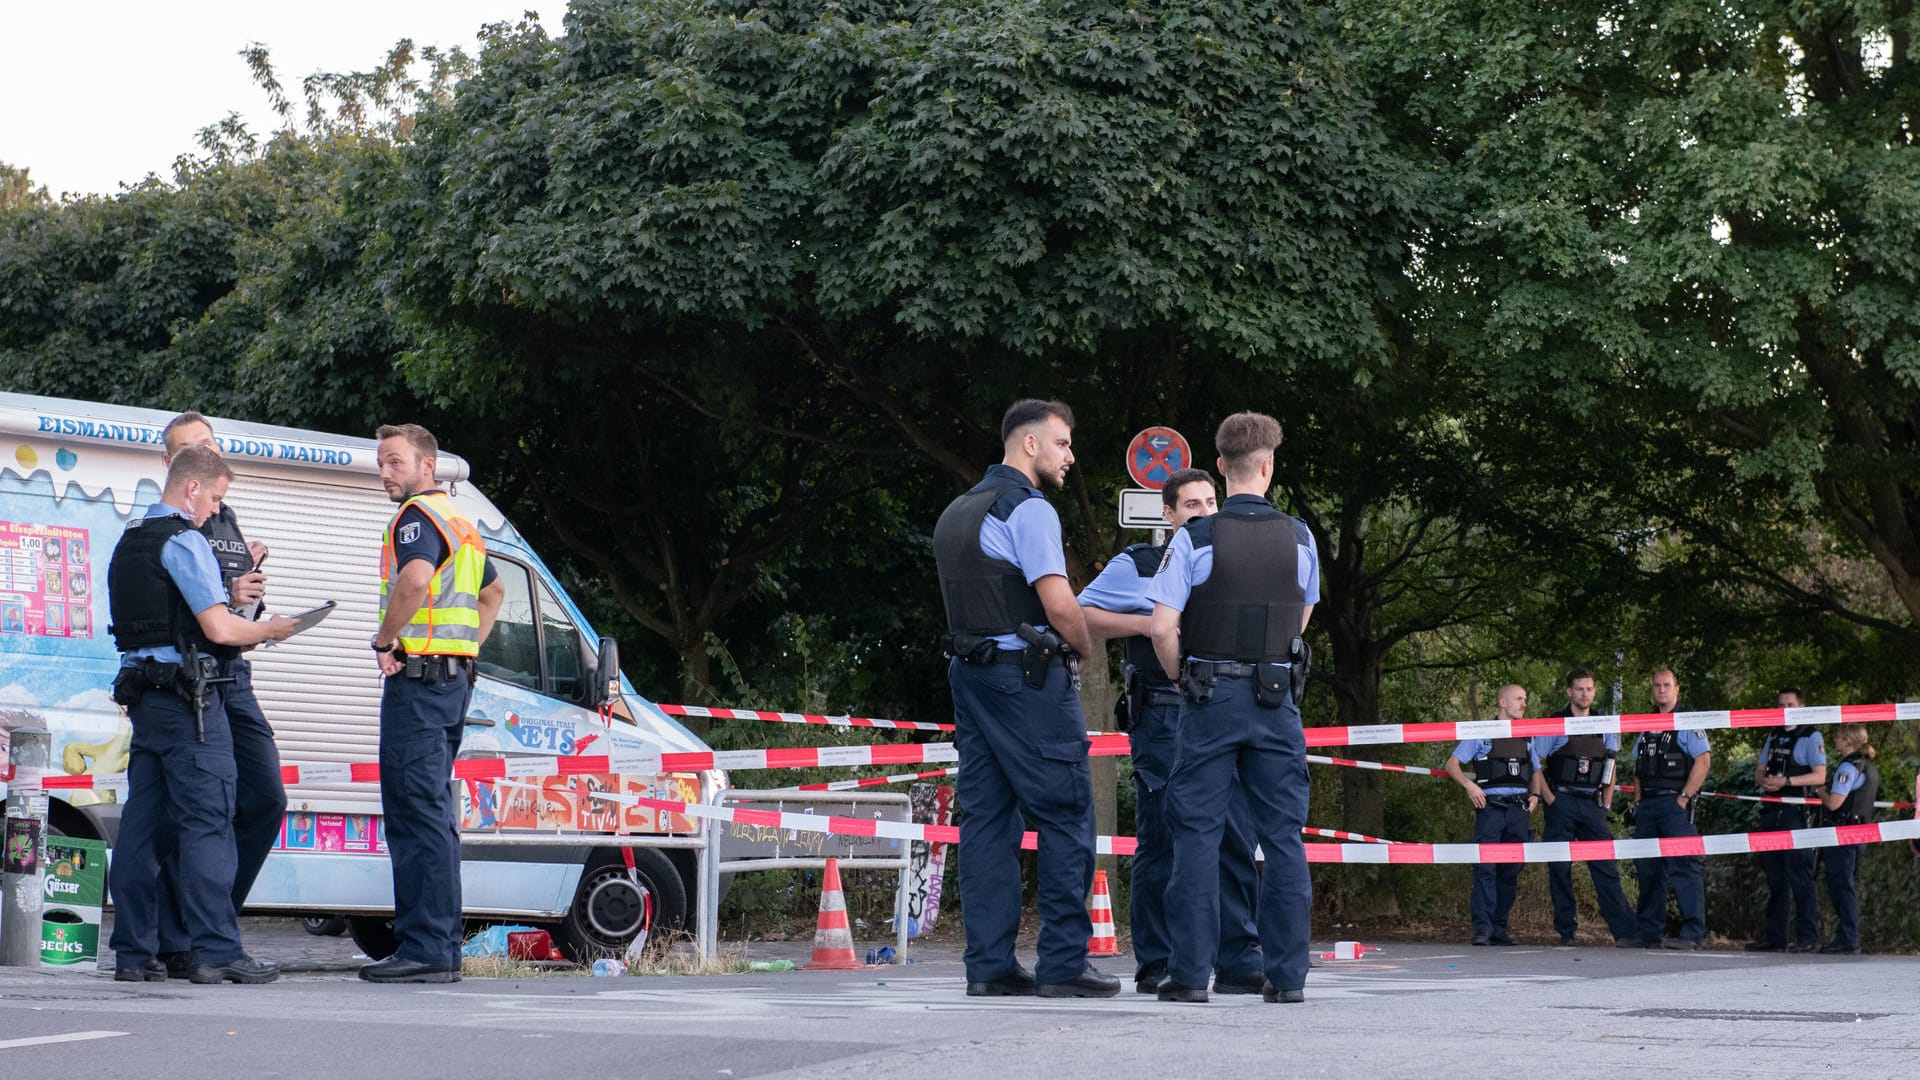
2,724,52,967
698,806,721,963
893,861,909,960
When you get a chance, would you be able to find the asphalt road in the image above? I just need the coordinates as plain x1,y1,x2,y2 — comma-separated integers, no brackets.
1,921,1913,1078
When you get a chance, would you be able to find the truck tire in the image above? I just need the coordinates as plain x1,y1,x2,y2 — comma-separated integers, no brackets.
302,916,348,937
554,848,686,963
346,915,398,960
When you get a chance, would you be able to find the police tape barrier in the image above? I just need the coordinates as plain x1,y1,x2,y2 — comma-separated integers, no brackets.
1303,828,1396,844
1306,701,1920,748
498,782,1920,865
655,704,955,733
1308,754,1913,809
779,767,961,793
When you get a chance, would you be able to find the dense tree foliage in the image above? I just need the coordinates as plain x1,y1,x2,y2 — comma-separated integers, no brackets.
5,0,1920,938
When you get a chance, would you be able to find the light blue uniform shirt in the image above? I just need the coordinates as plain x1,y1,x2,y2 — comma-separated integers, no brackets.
122,502,229,664
977,466,1067,649
1452,739,1541,796
1830,759,1868,798
1766,729,1827,770
1146,495,1319,663
1077,551,1152,616
1531,732,1622,759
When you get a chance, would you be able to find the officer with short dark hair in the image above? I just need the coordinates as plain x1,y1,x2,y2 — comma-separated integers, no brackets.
1149,412,1318,1005
1445,684,1539,946
149,411,291,978
1625,668,1711,949
106,445,295,984
1078,467,1263,995
1530,667,1637,946
1747,687,1827,953
935,399,1118,1000
361,423,506,984
1817,723,1879,954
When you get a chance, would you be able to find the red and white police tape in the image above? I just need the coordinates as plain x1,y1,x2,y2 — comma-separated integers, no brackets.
655,703,953,733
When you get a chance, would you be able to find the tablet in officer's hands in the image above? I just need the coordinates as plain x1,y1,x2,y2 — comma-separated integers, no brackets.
282,600,337,637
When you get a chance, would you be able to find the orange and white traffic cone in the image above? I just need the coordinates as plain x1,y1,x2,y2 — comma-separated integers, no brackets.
1087,869,1118,957
805,857,865,970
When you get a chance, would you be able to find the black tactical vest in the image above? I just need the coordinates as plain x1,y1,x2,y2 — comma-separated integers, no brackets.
1179,506,1305,663
107,515,215,656
933,468,1050,637
1635,731,1695,794
1473,737,1535,789
1116,543,1171,682
1546,733,1615,789
201,503,258,619
1761,726,1818,798
1831,752,1881,826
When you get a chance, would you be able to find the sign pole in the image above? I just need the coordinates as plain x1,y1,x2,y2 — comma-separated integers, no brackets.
1,723,51,967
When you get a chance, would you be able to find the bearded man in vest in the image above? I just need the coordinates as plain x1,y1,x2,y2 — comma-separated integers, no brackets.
1445,684,1541,946
1148,411,1319,1005
1529,667,1637,945
362,423,505,983
933,399,1119,1000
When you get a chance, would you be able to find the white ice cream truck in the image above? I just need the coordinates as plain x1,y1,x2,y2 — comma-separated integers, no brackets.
0,392,724,960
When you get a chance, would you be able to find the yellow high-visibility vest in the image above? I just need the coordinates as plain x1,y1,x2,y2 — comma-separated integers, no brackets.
379,491,486,657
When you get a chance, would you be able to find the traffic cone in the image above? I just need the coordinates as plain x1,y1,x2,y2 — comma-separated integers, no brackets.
805,858,865,970
1087,870,1118,957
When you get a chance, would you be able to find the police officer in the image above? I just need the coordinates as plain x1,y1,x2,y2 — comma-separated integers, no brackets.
1149,412,1317,1005
1625,668,1710,949
1817,723,1878,954
1530,667,1636,946
106,446,295,984
149,411,290,978
1077,468,1263,995
934,399,1117,999
1746,687,1826,953
1445,684,1538,946
361,423,506,984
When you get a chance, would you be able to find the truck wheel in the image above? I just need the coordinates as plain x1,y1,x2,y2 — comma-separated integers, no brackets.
347,916,398,960
554,848,686,963
302,916,347,937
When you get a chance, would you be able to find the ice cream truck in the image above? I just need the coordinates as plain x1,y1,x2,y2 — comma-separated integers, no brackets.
0,392,724,960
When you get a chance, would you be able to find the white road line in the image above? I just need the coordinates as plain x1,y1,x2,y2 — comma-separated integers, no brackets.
0,1030,130,1049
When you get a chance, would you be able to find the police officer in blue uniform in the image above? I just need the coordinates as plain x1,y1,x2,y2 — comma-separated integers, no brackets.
1625,668,1711,949
106,446,295,984
1747,687,1827,953
150,411,290,978
1078,468,1263,995
1530,667,1637,946
1148,412,1317,1005
1445,684,1539,946
1817,723,1879,954
934,399,1118,999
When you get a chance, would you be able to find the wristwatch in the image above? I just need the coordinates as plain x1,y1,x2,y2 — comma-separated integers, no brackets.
371,636,398,654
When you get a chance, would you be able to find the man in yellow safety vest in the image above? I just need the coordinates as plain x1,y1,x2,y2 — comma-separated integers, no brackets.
361,423,505,983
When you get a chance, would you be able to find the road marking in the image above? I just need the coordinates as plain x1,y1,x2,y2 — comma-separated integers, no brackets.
0,1030,129,1049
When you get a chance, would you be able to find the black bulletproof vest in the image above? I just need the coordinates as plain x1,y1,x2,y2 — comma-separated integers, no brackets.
1179,508,1304,663
1635,731,1695,793
933,469,1049,637
107,515,214,656
201,503,256,614
1762,727,1818,798
1832,752,1881,826
1546,733,1615,789
1117,543,1170,681
1473,737,1535,788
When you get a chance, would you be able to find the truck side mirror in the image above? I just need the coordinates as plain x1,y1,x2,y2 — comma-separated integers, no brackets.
594,637,621,708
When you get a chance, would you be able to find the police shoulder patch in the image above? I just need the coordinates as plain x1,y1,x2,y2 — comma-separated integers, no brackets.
399,522,421,545
1156,545,1175,575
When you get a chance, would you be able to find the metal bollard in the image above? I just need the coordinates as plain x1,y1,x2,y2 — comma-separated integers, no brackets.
2,724,52,967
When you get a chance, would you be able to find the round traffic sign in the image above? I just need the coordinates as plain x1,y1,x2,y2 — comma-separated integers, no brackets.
1125,426,1192,490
